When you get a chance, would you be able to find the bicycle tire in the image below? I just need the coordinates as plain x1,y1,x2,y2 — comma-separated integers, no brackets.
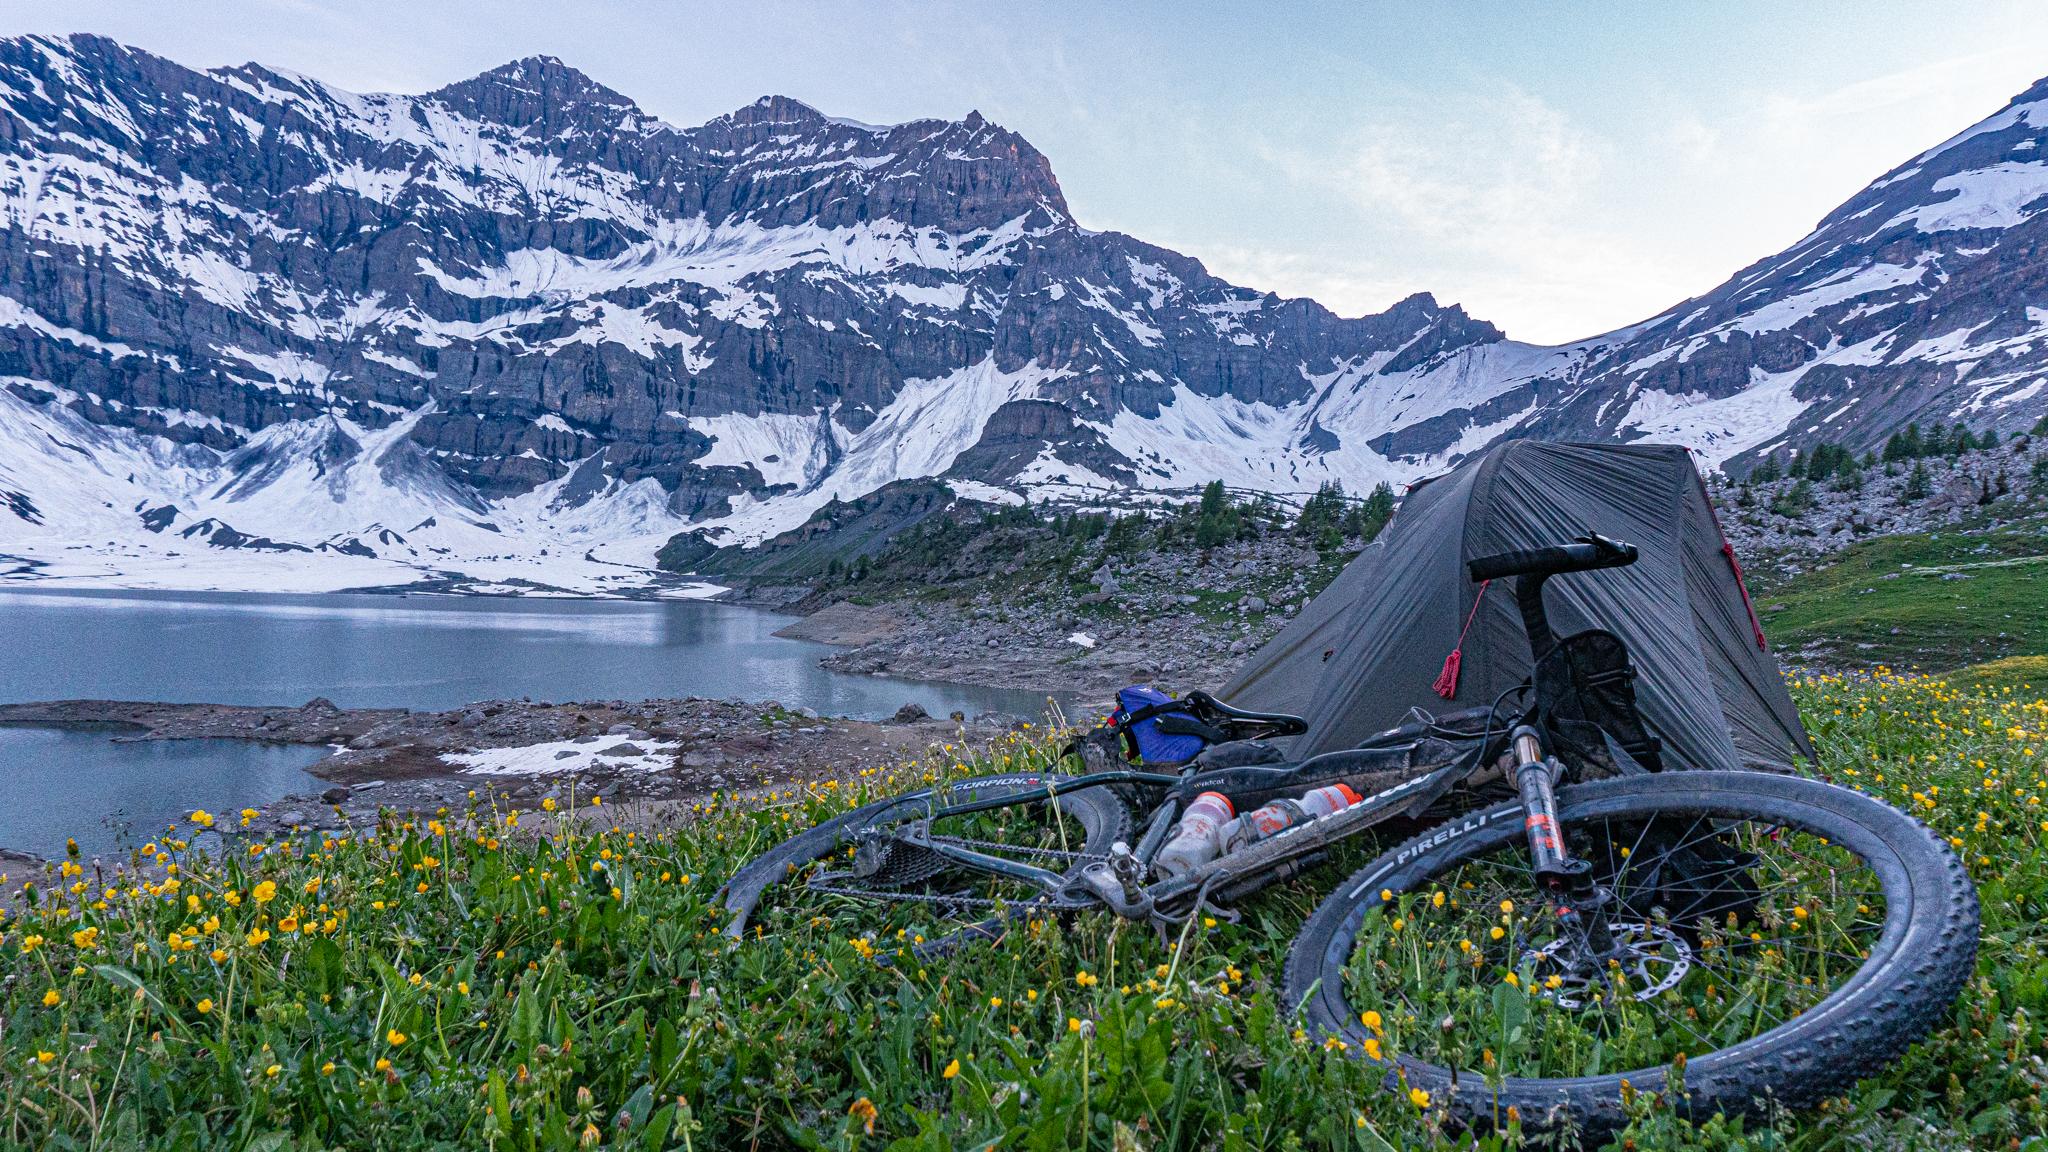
1282,771,1978,1136
719,772,1133,944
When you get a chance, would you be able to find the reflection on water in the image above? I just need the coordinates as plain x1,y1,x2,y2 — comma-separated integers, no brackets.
0,587,1062,859
0,588,1052,718
0,727,328,859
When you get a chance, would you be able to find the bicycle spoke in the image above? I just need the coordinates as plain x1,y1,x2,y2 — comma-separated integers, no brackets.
1342,803,1894,1083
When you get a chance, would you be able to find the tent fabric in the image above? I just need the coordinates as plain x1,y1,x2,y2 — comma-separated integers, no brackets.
1219,440,1814,772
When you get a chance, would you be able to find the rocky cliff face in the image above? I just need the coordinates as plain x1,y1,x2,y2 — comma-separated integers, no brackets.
0,33,2044,593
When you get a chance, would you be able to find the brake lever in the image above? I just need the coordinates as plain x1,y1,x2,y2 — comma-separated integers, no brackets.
1575,532,1620,553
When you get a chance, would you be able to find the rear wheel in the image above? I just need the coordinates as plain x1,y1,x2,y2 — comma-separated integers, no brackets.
1282,772,1978,1136
720,773,1132,956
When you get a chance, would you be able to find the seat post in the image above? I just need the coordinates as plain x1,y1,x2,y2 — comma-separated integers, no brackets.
1516,573,1559,664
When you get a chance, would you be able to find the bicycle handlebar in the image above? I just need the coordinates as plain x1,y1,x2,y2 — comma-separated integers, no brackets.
1467,534,1637,583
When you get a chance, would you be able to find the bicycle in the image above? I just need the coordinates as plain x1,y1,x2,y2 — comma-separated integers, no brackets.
720,534,1979,1135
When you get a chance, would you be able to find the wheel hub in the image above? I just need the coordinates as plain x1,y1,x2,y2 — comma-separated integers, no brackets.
1524,922,1692,1009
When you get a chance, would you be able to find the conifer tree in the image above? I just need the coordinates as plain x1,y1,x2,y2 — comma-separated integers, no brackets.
1903,461,1933,502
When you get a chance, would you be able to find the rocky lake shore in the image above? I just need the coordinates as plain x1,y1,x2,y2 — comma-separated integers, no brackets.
8,436,2039,866
778,535,1326,702
0,694,1044,864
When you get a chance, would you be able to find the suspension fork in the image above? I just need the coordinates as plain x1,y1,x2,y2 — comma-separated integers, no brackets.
1511,725,1618,961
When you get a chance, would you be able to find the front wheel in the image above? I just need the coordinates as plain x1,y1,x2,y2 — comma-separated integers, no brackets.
1283,771,1978,1137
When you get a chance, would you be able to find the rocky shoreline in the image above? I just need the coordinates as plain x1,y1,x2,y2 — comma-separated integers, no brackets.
770,536,1344,704
0,694,1041,863
736,440,2048,701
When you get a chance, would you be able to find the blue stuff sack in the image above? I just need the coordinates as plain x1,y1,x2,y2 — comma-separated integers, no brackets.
1111,685,1210,765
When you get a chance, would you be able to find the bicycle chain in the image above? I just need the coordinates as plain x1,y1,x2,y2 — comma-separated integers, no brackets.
805,833,1110,909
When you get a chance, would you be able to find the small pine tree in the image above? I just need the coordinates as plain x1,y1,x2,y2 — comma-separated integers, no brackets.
1294,481,1345,539
1103,513,1146,558
1831,459,1864,493
1358,481,1396,543
1981,427,2000,449
1771,479,1815,517
1903,461,1933,502
1748,455,1782,484
1194,480,1239,548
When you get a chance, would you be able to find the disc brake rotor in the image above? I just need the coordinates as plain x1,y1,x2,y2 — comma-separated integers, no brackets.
1524,922,1692,1010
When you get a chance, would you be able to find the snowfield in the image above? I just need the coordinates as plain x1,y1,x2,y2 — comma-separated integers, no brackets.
443,738,681,777
0,387,722,596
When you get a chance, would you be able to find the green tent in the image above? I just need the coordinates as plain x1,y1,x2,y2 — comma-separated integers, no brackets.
1221,440,1813,771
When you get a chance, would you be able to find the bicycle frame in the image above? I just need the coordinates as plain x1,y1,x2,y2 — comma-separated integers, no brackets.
850,534,1642,955
857,754,1474,922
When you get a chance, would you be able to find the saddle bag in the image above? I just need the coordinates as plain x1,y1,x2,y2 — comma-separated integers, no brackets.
1534,629,1665,774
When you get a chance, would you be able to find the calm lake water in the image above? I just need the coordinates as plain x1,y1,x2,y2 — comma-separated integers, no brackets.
0,588,1057,858
0,728,329,859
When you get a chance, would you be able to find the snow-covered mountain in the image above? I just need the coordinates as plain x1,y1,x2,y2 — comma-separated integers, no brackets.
1507,75,2048,472
0,34,2044,592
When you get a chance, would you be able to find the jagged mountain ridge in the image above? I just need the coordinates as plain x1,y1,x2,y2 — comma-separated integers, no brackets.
1502,77,2048,470
0,33,2044,592
0,32,1514,587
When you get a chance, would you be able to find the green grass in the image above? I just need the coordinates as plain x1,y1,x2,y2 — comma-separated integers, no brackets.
1752,522,2048,671
3,678,2047,1150
1946,655,2048,696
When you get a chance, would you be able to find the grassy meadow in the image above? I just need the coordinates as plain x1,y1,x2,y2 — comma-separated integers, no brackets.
3,673,2047,1151
1751,523,2048,672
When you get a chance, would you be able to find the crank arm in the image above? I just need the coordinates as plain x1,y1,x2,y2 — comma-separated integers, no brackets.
1078,860,1155,919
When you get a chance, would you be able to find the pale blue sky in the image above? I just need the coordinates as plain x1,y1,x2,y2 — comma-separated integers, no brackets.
6,1,2048,343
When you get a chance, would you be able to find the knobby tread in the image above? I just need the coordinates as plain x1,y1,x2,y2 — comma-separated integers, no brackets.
1280,771,1980,1140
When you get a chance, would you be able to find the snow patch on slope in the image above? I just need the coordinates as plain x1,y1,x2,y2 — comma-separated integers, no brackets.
1887,161,2048,233
0,387,708,595
691,357,1071,543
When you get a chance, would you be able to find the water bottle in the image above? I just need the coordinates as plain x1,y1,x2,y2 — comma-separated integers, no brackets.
1152,791,1234,879
1222,783,1364,852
